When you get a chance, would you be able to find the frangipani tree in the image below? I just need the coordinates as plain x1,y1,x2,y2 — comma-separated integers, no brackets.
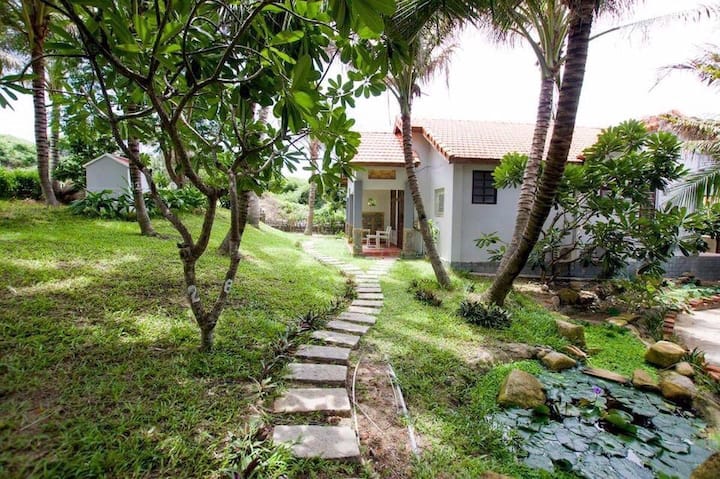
45,0,391,350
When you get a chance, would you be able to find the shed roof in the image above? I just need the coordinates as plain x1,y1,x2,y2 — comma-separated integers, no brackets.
83,153,130,169
393,118,601,164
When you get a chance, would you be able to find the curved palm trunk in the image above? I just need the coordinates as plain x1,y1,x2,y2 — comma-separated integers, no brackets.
497,73,555,271
401,110,451,288
304,139,320,236
30,34,58,206
486,1,595,305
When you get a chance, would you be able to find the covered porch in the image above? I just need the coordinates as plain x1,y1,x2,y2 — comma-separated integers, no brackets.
345,132,423,257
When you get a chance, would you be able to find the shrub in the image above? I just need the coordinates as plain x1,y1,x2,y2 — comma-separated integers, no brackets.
12,170,42,199
458,300,512,329
54,156,86,188
69,186,207,220
0,168,41,199
408,279,443,307
0,168,17,199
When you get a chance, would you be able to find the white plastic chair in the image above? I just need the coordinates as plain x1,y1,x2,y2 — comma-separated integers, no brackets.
375,226,392,248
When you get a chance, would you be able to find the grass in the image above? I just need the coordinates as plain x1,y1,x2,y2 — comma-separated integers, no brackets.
0,201,353,478
349,257,658,477
363,260,577,478
298,234,380,271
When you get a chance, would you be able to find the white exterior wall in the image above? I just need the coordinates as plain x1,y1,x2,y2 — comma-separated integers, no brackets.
455,163,520,262
85,155,150,197
413,132,456,262
85,158,131,196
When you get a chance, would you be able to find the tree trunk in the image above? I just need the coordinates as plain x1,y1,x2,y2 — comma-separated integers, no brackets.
128,134,157,236
219,190,250,255
49,98,60,174
497,73,555,272
401,110,451,288
486,1,595,305
30,22,58,206
247,191,261,228
304,139,320,236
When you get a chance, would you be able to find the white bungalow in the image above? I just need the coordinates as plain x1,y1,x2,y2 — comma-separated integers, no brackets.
346,118,601,269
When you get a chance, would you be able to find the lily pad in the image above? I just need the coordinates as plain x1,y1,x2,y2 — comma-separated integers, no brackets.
524,453,554,472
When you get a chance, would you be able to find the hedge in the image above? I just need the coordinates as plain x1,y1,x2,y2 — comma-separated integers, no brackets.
0,168,42,200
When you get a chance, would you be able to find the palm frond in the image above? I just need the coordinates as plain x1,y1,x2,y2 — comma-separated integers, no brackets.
667,163,720,208
661,45,720,89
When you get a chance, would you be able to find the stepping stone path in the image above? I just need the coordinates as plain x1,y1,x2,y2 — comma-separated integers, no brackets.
271,241,395,462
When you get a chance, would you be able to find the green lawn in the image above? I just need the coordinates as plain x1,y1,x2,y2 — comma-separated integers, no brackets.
359,260,656,478
0,201,349,478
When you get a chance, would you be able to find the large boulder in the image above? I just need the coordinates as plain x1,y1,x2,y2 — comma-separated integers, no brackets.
542,351,577,371
645,341,685,368
497,369,546,409
632,369,659,392
659,371,697,404
555,319,586,346
557,288,580,305
691,452,720,479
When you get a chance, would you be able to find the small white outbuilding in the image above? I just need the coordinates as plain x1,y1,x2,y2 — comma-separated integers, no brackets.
83,153,149,197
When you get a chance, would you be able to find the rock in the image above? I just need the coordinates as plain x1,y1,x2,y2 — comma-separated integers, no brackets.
551,295,561,311
563,345,588,360
555,319,586,346
659,371,697,404
569,280,585,291
645,341,685,368
497,369,546,409
693,392,720,429
675,361,696,377
536,348,552,359
582,367,629,384
557,288,580,305
577,291,597,307
542,351,577,371
632,369,659,392
607,318,628,327
691,452,720,479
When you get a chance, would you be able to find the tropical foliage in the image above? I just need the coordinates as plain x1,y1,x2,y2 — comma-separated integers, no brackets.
0,133,34,168
478,121,709,279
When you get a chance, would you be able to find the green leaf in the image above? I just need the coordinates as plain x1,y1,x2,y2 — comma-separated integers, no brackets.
270,30,305,46
292,91,314,111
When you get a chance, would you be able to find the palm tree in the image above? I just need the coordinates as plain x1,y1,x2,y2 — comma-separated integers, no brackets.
485,0,598,305
385,23,457,289
304,138,320,236
487,0,569,272
16,0,59,205
663,48,720,208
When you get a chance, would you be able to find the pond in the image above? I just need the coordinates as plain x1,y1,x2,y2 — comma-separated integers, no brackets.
491,369,716,478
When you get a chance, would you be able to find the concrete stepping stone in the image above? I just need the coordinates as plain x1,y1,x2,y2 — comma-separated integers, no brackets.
357,292,383,300
295,344,351,365
355,282,381,289
348,305,380,315
273,388,351,416
273,425,360,461
285,363,347,386
312,330,361,348
338,312,377,325
352,299,384,308
356,287,382,293
326,320,371,335
355,276,379,281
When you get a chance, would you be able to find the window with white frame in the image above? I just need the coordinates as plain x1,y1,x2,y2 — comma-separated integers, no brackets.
434,188,445,217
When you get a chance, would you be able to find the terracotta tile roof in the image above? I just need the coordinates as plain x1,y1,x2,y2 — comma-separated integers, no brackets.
351,132,418,166
398,118,601,163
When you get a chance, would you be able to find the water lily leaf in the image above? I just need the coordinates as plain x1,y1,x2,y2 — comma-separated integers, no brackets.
610,457,654,479
604,409,637,435
591,432,627,457
555,428,590,452
556,402,581,417
524,453,554,472
660,438,690,454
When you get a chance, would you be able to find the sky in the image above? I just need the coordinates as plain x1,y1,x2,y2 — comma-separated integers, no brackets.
1,0,718,142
